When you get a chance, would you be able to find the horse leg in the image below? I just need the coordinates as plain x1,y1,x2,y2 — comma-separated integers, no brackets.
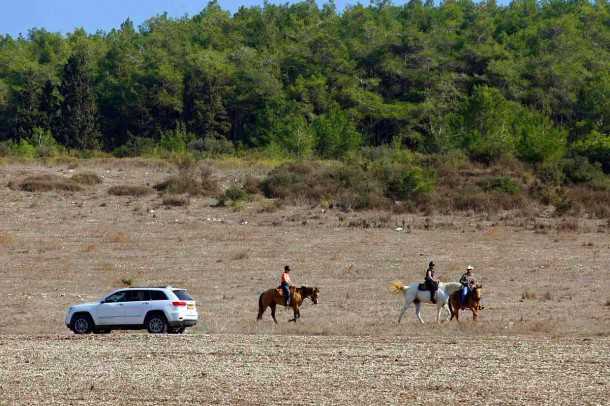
257,294,266,321
270,304,278,324
398,299,411,323
415,302,424,324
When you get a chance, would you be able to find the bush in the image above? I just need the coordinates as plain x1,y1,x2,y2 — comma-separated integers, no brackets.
188,136,235,156
10,174,82,192
11,139,37,159
71,172,102,185
30,128,61,158
162,195,190,207
374,162,434,201
107,185,152,196
224,186,249,202
261,161,390,210
477,176,521,195
154,164,219,196
572,131,610,173
312,108,362,159
243,175,261,194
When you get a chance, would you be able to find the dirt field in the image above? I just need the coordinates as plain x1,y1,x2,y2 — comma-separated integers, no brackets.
1,335,608,405
0,159,609,404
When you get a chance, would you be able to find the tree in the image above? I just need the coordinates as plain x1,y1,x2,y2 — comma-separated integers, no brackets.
59,51,100,149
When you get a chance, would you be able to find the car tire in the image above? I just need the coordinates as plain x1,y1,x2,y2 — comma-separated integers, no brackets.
146,313,167,334
71,314,94,334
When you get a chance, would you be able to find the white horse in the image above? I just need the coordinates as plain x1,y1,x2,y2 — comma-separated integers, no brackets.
390,281,462,323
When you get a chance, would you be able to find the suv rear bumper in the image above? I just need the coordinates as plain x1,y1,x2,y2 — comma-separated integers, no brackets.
168,319,197,328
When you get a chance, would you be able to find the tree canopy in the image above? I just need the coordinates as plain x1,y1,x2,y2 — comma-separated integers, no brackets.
0,0,608,172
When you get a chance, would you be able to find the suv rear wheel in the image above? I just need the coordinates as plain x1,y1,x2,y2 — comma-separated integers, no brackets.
146,313,167,334
72,314,93,334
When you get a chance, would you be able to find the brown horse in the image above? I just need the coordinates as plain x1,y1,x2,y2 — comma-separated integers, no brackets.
257,286,319,323
448,284,483,321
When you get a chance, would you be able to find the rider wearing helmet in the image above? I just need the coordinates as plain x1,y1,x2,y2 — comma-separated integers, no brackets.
280,265,292,306
424,261,439,304
459,265,476,306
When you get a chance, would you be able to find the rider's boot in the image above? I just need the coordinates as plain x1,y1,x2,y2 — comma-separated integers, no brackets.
430,291,436,304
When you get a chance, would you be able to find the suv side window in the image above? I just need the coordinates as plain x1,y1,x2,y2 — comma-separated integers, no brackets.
104,291,128,303
125,290,150,302
149,290,168,301
173,290,193,300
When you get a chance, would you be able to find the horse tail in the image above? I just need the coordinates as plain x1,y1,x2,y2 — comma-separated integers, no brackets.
389,280,405,295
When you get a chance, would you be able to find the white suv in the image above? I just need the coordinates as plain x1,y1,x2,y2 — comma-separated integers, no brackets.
65,286,198,334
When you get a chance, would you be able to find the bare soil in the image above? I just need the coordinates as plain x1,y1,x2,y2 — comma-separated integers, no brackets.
0,159,609,404
1,335,608,405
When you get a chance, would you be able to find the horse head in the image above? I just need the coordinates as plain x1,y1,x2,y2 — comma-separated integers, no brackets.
299,286,319,304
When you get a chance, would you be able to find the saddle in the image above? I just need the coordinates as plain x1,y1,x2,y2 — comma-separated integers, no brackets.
418,283,437,291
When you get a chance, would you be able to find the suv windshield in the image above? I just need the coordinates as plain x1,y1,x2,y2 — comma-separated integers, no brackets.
173,290,192,300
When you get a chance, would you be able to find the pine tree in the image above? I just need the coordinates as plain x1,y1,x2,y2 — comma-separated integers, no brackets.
39,80,60,135
59,51,100,149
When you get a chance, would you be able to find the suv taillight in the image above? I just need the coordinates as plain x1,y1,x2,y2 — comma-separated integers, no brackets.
172,301,187,307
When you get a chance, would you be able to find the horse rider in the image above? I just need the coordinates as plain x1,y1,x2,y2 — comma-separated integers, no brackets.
280,265,293,306
424,261,439,304
459,265,476,306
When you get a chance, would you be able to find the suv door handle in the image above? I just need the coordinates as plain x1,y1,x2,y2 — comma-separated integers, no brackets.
143,302,150,305
118,303,124,306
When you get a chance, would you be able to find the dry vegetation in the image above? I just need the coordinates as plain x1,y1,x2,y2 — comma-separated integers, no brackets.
0,159,608,404
8,173,83,192
107,185,153,197
70,171,103,185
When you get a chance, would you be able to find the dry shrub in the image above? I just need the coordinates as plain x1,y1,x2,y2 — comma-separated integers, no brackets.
542,291,553,301
243,175,261,194
162,195,190,207
565,187,610,218
521,289,537,300
121,278,133,287
108,185,152,197
257,199,283,213
557,218,579,233
71,172,102,185
10,174,82,192
154,164,219,196
261,162,389,210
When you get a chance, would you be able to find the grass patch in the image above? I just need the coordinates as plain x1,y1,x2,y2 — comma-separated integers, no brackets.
71,172,102,185
9,174,83,192
108,185,152,197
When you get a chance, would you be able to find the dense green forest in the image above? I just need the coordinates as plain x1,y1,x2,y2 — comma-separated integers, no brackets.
0,0,609,197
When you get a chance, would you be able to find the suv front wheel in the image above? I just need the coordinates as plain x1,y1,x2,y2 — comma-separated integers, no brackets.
72,314,93,334
145,313,167,334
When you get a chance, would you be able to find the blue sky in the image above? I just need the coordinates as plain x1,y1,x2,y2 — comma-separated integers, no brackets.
2,0,371,37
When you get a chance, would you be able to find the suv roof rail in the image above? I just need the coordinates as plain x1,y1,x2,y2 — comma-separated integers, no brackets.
130,285,174,289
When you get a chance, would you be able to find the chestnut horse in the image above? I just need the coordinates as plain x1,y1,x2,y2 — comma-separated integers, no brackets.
448,284,483,321
257,286,319,323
